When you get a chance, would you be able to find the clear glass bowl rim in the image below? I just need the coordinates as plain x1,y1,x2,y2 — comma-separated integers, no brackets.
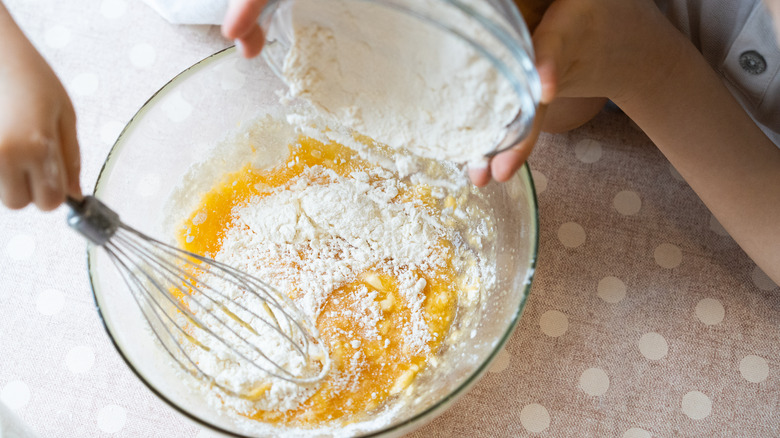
86,46,540,438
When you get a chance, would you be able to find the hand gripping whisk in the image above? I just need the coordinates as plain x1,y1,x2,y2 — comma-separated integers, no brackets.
66,196,330,399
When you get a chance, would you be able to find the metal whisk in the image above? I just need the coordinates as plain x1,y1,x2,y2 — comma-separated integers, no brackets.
66,196,330,399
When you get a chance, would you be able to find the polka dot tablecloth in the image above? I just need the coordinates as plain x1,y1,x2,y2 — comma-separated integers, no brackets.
1,1,778,437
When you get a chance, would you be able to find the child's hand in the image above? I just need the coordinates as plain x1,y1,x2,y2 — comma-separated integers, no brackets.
472,0,679,186
222,0,268,58
0,5,81,211
532,0,680,105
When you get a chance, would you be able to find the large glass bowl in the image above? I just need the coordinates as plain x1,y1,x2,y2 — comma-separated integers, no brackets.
88,46,537,438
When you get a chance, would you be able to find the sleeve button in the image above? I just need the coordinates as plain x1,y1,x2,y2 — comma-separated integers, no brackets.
739,50,767,75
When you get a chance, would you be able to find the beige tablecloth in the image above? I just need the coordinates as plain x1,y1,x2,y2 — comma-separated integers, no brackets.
1,1,778,437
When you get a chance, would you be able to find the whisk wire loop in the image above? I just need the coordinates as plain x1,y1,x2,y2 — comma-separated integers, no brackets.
112,225,321,383
67,196,329,398
116,226,313,364
106,246,211,380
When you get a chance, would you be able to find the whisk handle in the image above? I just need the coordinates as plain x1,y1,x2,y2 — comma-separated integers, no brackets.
67,195,121,246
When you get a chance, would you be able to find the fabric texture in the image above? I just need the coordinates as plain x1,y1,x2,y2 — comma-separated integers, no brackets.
140,0,227,24
0,1,777,437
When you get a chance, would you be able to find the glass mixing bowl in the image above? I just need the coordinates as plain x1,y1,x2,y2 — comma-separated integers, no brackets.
87,9,538,435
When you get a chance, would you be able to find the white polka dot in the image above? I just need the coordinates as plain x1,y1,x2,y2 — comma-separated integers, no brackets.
65,346,95,374
638,332,668,361
100,120,126,146
70,72,99,96
739,355,769,383
575,139,603,163
101,0,127,18
654,243,682,269
136,174,162,198
668,164,684,181
519,403,550,433
97,404,126,433
5,234,35,261
531,169,547,194
751,266,777,291
623,428,652,438
708,215,729,237
597,276,626,303
613,191,641,215
681,391,711,420
0,381,30,410
539,310,568,337
44,26,71,49
161,90,193,123
129,43,156,68
217,59,246,90
579,367,610,396
558,222,586,248
695,298,725,326
488,349,510,373
35,288,65,315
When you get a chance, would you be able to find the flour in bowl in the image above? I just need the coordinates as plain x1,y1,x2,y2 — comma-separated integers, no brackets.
277,0,522,165
184,164,449,414
171,126,495,431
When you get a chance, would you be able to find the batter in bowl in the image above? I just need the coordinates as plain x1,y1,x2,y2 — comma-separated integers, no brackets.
170,119,494,430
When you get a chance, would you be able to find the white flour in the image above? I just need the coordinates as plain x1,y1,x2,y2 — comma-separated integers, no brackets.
184,163,455,416
164,114,504,436
279,0,521,165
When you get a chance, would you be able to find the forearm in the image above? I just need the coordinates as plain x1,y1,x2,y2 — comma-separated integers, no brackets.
615,35,780,285
0,2,36,60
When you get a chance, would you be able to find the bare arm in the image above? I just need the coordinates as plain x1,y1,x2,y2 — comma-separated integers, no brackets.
615,33,780,284
532,0,780,284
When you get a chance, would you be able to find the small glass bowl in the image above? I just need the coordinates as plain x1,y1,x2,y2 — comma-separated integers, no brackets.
87,3,538,436
259,0,541,157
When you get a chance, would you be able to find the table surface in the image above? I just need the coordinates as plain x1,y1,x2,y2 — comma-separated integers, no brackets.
1,1,778,437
